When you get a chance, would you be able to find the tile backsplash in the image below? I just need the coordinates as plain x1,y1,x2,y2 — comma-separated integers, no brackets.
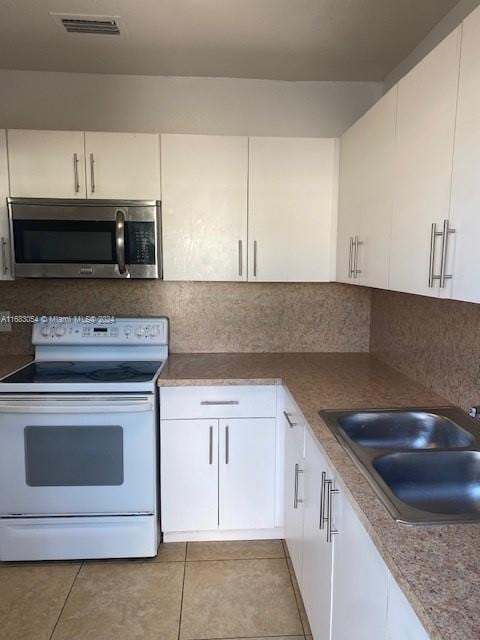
0,280,371,355
370,289,480,411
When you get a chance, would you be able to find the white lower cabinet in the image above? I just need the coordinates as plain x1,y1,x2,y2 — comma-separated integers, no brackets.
283,403,305,581
219,418,276,530
330,488,388,640
386,572,430,640
160,419,219,532
302,427,336,640
160,386,278,538
283,392,429,640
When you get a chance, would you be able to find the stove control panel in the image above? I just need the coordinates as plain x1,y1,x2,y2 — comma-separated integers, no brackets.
33,317,169,346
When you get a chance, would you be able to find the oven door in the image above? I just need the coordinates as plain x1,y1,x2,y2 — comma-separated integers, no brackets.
0,395,156,517
9,199,159,279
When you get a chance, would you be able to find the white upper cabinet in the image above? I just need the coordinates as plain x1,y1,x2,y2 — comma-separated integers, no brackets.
161,134,248,281
0,130,12,280
448,6,480,304
389,27,461,298
337,87,397,289
84,132,160,200
248,137,337,282
8,129,86,198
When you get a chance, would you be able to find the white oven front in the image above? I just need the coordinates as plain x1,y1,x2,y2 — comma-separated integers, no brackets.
0,394,156,517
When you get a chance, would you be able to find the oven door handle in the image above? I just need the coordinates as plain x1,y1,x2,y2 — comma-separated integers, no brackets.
0,395,153,413
115,209,128,276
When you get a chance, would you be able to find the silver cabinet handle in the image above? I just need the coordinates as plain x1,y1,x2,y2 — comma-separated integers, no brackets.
89,153,95,193
73,153,80,193
348,236,354,278
325,480,339,543
293,463,304,509
200,400,239,406
225,425,229,464
253,240,258,277
319,471,328,529
238,240,243,277
209,425,213,465
439,218,456,288
1,237,8,276
283,410,297,428
428,222,443,288
353,235,363,278
115,209,127,275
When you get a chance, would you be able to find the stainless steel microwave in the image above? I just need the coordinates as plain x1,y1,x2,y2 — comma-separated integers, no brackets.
8,198,162,279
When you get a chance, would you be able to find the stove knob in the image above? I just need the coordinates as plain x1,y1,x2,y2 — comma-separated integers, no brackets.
40,325,51,337
55,325,66,337
149,325,157,337
135,326,144,337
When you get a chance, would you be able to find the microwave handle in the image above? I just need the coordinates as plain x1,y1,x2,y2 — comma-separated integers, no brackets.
115,209,128,275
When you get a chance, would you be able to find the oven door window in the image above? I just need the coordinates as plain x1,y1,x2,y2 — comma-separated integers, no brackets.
24,426,124,486
13,220,116,264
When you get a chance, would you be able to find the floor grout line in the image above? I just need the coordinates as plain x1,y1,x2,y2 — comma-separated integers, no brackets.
284,557,310,637
177,557,187,640
185,556,286,562
48,561,83,640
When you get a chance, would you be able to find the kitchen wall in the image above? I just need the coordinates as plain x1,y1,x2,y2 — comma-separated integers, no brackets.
0,280,371,355
370,289,480,411
0,70,381,138
383,0,480,90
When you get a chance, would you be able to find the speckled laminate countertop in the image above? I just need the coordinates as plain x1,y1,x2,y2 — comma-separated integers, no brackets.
0,354,32,379
159,353,480,640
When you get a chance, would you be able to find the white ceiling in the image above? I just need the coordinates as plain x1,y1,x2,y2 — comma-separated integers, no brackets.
0,0,460,81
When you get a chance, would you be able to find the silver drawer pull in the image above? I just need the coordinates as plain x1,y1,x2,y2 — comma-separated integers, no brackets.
200,400,239,406
283,410,297,429
439,218,455,288
208,425,213,465
73,153,80,193
225,425,229,464
1,237,8,275
238,239,243,277
294,463,304,509
325,480,339,543
90,153,95,193
319,471,328,529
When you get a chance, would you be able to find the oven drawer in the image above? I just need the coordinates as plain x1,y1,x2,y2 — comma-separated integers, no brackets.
160,385,277,419
0,394,156,516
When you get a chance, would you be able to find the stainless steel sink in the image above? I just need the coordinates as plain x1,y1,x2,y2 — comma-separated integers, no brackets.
337,411,474,450
373,451,480,516
319,406,480,525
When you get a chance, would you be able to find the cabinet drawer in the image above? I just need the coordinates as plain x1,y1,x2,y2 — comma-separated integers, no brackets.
160,385,277,419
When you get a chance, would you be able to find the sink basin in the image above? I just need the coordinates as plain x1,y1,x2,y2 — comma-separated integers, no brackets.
320,406,480,524
337,411,474,450
374,451,480,516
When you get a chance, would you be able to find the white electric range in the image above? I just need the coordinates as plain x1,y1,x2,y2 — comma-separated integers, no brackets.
0,316,168,561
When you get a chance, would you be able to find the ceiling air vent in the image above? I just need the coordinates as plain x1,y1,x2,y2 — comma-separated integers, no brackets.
51,13,121,36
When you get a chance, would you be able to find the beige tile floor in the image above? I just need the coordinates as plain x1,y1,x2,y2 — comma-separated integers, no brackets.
0,539,312,640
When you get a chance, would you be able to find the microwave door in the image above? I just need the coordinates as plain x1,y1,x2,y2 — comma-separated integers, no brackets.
9,199,160,279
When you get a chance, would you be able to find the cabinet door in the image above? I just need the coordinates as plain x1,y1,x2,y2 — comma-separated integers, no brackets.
8,129,86,198
448,5,480,303
219,418,276,530
283,410,305,582
331,489,388,640
160,419,218,532
389,28,461,297
302,428,334,640
248,137,337,282
85,132,160,200
161,134,248,281
354,87,397,289
0,130,12,280
337,125,361,284
386,572,429,640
